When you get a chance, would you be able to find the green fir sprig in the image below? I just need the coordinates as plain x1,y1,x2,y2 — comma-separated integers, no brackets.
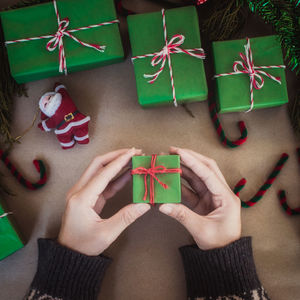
244,0,300,74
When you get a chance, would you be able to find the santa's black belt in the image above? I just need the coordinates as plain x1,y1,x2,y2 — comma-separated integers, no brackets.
56,110,79,129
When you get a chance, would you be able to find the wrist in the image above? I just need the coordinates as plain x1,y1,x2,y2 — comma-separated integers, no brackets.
28,239,111,300
180,237,262,298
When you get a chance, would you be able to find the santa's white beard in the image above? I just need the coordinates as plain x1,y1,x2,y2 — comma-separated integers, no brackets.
39,92,62,117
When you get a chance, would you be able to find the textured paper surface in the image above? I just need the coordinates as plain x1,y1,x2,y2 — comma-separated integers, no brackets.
0,1,299,300
213,35,288,113
128,6,207,107
132,155,181,203
0,0,124,83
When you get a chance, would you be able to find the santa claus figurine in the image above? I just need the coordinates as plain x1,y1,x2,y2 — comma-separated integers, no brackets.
38,83,90,150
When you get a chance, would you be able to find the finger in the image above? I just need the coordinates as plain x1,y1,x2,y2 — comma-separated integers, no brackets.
183,149,228,186
103,203,151,243
159,203,203,237
181,165,208,196
69,148,139,197
170,147,228,186
80,148,139,206
93,171,132,215
169,147,229,196
181,184,199,209
102,170,131,200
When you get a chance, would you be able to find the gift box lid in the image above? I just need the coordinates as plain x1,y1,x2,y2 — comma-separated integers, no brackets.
132,155,181,204
128,6,208,107
212,35,288,113
0,0,124,83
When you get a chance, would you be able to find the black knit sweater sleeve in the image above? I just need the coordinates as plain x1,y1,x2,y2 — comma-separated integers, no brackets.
24,239,111,300
179,237,270,300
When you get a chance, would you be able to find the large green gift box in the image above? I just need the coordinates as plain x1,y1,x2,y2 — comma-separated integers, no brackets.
0,0,124,84
132,155,181,205
0,201,23,260
127,6,208,107
212,35,288,113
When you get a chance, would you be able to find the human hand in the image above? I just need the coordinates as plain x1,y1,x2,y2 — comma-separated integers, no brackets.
58,148,151,256
159,147,241,250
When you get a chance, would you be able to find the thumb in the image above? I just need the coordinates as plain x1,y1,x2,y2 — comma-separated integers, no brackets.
106,203,151,241
159,203,202,235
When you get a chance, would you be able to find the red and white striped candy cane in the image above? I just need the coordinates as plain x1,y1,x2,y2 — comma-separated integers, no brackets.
132,9,205,107
5,0,119,75
214,38,285,112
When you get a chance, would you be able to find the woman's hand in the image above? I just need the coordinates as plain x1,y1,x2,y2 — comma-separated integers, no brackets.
159,147,241,250
58,148,150,256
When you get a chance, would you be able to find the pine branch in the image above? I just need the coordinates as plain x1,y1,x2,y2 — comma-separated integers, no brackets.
244,0,300,74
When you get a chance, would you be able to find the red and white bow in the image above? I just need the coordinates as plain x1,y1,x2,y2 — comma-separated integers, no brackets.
46,17,105,74
144,34,205,84
215,38,285,112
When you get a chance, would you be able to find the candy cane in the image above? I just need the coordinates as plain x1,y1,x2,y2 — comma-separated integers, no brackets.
234,153,289,207
0,149,47,190
277,148,300,216
209,101,248,148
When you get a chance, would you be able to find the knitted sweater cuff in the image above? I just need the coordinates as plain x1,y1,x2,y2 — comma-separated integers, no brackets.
29,238,111,300
179,237,261,299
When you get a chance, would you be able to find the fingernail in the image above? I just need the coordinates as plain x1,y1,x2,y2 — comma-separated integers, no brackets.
159,204,174,215
135,203,150,214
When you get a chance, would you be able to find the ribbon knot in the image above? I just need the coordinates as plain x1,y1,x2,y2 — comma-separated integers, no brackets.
144,35,188,84
131,155,182,206
214,38,286,112
47,18,70,52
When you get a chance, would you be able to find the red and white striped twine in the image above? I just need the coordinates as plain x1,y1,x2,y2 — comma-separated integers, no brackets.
214,38,285,112
5,0,119,75
132,9,205,107
0,212,12,219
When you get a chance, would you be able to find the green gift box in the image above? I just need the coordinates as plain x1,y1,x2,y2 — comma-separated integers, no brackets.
0,0,124,84
0,201,23,261
127,6,208,107
212,35,288,113
132,155,181,205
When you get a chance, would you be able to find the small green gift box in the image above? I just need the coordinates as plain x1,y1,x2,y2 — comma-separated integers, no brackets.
0,0,124,84
212,35,288,113
131,155,182,205
0,201,23,261
128,6,208,107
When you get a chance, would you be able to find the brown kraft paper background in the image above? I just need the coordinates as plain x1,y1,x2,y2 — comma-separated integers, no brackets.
0,0,299,299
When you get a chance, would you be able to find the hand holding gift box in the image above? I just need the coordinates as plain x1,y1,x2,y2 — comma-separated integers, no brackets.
132,155,182,205
128,6,208,107
213,35,288,113
0,0,124,83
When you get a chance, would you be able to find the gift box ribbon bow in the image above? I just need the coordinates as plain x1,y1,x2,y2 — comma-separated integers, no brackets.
131,155,182,206
214,38,286,112
5,0,119,75
132,9,205,107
